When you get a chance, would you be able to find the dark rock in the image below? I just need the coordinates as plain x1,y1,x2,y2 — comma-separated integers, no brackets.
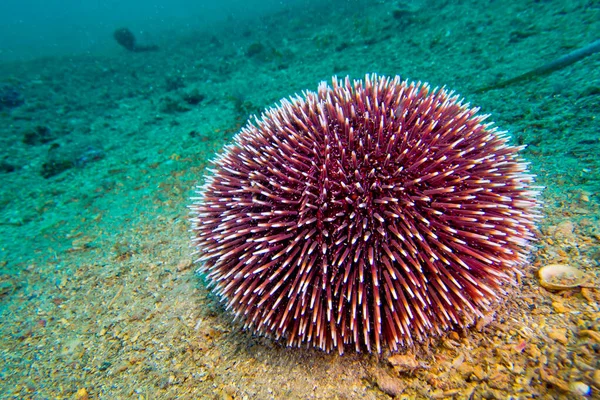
0,160,17,173
113,28,158,53
75,146,105,167
160,96,189,113
40,141,105,178
41,159,74,179
246,42,266,58
114,28,136,51
370,369,406,397
335,42,349,52
22,125,54,145
182,89,205,105
165,75,185,92
209,36,222,47
97,361,111,371
0,85,24,110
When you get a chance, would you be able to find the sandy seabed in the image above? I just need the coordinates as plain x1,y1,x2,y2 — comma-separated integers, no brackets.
0,0,599,398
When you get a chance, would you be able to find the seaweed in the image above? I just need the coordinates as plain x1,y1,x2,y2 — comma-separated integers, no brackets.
476,38,600,93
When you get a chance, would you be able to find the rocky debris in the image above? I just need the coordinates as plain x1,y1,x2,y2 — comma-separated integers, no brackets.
22,125,55,146
41,142,105,178
0,85,24,110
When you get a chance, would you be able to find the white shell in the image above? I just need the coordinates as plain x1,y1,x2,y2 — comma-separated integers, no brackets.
538,264,585,290
569,381,590,396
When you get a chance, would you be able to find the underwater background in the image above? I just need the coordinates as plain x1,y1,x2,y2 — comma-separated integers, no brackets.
0,0,599,398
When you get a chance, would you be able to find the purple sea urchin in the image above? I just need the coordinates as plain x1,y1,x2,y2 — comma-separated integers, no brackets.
190,74,540,354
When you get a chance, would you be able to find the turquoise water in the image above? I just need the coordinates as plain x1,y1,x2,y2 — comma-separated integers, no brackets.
0,0,598,398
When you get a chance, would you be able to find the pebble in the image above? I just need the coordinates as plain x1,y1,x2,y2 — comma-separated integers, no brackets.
176,259,193,272
539,367,570,392
554,220,575,239
548,328,568,345
593,370,600,387
388,354,419,371
569,381,590,396
472,365,486,381
552,301,567,313
75,388,89,400
580,330,600,343
525,344,541,358
371,370,406,397
581,288,596,304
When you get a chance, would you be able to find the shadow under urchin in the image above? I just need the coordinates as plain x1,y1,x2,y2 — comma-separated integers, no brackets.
189,74,541,354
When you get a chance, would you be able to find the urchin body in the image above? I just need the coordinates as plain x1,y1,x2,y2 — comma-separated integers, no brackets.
190,74,539,354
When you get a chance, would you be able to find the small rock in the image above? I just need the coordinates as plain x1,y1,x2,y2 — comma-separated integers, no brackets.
165,75,185,91
246,42,266,58
593,370,600,387
457,363,474,377
0,85,24,110
388,354,420,372
554,220,575,240
22,125,55,145
176,259,193,272
41,158,74,179
525,344,541,358
569,381,590,396
580,329,600,343
160,96,190,113
548,328,568,344
371,370,406,397
471,364,487,381
581,288,596,304
552,301,567,313
75,388,89,400
182,89,205,105
0,160,17,173
539,367,570,392
475,310,495,331
514,340,527,352
0,280,15,298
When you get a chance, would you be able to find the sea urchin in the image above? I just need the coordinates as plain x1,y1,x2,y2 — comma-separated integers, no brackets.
189,74,540,354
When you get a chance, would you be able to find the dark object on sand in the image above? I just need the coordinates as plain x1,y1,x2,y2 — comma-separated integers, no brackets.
23,125,54,146
41,158,74,179
0,160,17,173
113,28,158,53
477,38,600,93
40,143,105,178
0,85,24,110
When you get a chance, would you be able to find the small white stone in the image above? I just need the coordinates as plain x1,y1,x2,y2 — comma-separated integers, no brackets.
569,381,590,396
